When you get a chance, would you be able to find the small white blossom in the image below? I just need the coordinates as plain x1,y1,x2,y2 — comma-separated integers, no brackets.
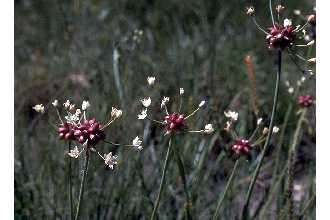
104,152,118,169
65,113,79,123
132,136,143,150
147,76,156,85
111,107,123,119
293,183,304,202
69,104,75,111
52,99,59,107
304,35,311,42
138,108,148,120
75,109,82,116
246,6,255,16
199,100,206,108
301,76,306,82
204,124,214,134
308,58,316,64
179,88,184,95
68,146,80,158
283,18,292,27
32,104,45,114
224,110,238,121
262,127,269,135
82,100,90,111
141,97,151,108
275,5,285,13
224,121,232,132
288,87,294,94
273,126,280,133
63,100,70,109
161,97,170,109
293,9,301,15
257,118,263,125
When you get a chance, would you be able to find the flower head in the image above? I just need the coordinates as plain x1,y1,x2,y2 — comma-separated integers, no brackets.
69,104,75,111
246,6,255,16
52,99,59,107
147,76,156,85
111,107,122,119
272,126,280,133
203,124,214,134
231,139,252,156
283,18,292,28
266,24,296,50
276,5,285,14
141,97,151,108
75,109,82,116
161,97,170,109
104,152,118,169
82,100,90,111
257,118,263,125
164,113,186,134
32,104,45,114
180,88,184,95
138,109,148,120
58,117,106,147
63,100,70,109
132,136,143,150
298,95,314,108
199,100,206,108
68,146,80,158
224,110,238,121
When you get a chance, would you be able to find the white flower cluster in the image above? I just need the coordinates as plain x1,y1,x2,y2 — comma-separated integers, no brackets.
32,104,45,114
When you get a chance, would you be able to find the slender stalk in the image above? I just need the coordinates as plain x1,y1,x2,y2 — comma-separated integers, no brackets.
173,141,192,220
284,109,307,220
269,0,275,26
241,50,282,220
150,138,173,220
273,104,293,178
258,163,288,219
212,159,240,220
298,193,315,220
74,151,90,220
68,142,73,220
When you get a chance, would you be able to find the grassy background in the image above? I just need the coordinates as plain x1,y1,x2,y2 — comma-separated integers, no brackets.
15,0,315,219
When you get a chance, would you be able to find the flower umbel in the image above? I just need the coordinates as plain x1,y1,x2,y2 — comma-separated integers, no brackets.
51,99,142,169
32,104,45,114
104,152,118,169
266,24,296,50
231,139,252,157
138,77,212,136
298,95,314,108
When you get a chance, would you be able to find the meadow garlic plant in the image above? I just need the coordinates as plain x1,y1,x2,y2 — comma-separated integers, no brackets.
33,99,143,220
241,2,316,219
138,77,214,220
212,109,282,219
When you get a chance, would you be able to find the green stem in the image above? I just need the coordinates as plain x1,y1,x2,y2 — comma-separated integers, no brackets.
74,151,90,220
68,142,73,220
298,193,315,220
150,138,173,220
273,103,293,180
241,50,282,220
284,109,307,220
212,159,240,220
258,163,288,219
173,141,192,220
